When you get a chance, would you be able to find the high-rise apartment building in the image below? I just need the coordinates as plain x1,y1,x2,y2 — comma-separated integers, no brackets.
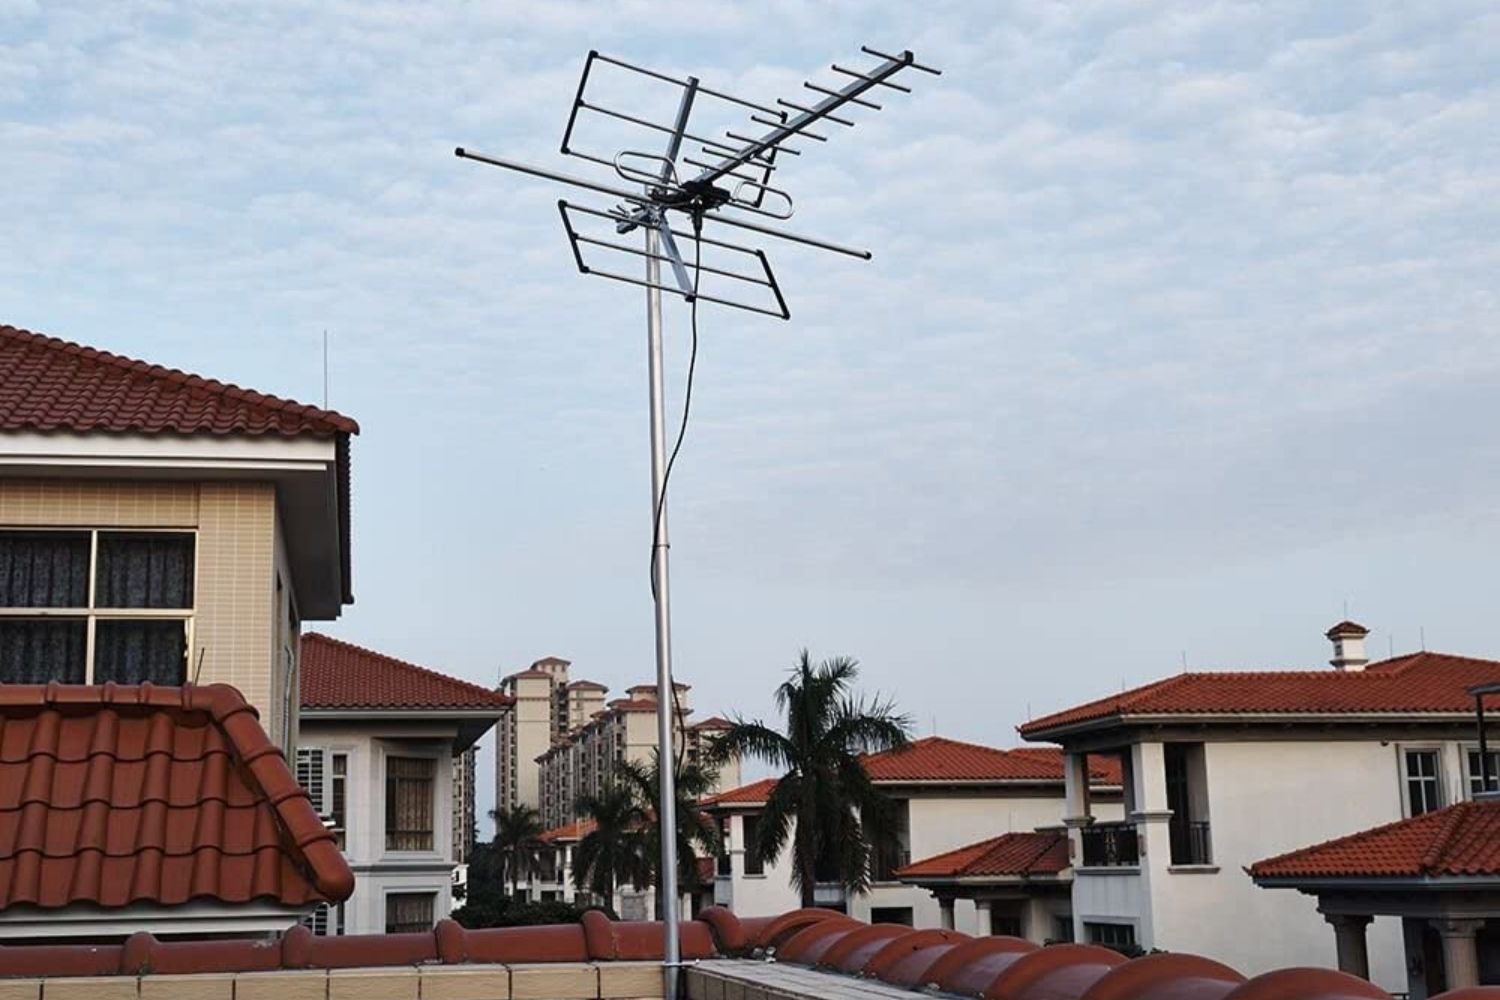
452,746,477,864
495,657,608,815
536,682,741,830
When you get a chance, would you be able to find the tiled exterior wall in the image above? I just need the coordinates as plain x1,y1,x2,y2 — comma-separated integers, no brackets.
0,479,287,745
0,962,661,1000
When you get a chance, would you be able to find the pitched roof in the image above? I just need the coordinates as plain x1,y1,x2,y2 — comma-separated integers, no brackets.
861,737,1121,784
1020,652,1500,738
895,831,1070,880
0,682,353,911
1326,620,1370,638
538,819,596,843
566,680,608,691
1251,799,1500,881
0,323,358,437
300,634,513,712
688,716,732,731
701,778,779,807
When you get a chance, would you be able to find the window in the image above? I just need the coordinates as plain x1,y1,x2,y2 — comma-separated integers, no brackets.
1051,916,1075,944
386,756,436,851
1403,749,1443,816
1085,922,1137,949
1467,749,1500,798
1165,743,1212,865
990,912,1023,937
0,529,194,685
870,907,913,927
871,799,911,882
331,754,348,849
742,813,765,876
302,902,344,936
385,892,435,934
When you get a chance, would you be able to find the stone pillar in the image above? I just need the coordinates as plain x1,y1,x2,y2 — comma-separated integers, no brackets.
1434,918,1484,990
938,898,955,931
974,899,993,936
1323,913,1372,979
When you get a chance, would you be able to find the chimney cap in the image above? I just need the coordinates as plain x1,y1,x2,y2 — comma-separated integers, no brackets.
1325,620,1370,639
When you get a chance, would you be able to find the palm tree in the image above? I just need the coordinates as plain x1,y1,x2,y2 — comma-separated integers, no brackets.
616,751,722,919
573,784,648,904
490,803,545,898
709,650,912,908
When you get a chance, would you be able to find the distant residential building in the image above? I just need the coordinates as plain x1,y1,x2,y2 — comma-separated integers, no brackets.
0,323,357,750
298,634,511,935
0,683,352,940
1017,621,1500,992
495,658,608,815
452,746,478,864
536,682,742,830
704,737,1121,936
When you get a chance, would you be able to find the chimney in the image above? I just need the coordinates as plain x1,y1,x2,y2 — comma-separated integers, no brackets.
1326,620,1370,671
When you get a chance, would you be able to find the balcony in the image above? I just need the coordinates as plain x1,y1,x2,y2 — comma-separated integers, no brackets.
1169,819,1213,866
1080,822,1139,867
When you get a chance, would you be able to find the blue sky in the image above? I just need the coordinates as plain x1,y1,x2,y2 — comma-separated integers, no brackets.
3,2,1498,823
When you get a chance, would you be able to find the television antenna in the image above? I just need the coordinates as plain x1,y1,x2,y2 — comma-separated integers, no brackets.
456,44,938,999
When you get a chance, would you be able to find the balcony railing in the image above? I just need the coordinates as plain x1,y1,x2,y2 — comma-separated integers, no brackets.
1169,819,1213,865
1080,822,1140,867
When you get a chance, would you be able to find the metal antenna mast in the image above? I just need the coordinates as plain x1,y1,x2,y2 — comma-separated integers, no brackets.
457,44,938,1000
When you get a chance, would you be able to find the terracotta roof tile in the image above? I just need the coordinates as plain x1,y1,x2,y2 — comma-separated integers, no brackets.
566,680,608,691
1251,799,1500,880
701,778,778,807
0,324,358,437
1020,652,1500,738
0,682,352,911
1326,620,1370,637
538,820,596,843
895,831,1069,879
861,737,1120,784
301,634,513,712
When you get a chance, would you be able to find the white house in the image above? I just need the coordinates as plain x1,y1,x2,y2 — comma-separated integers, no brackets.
1017,621,1500,991
297,633,512,935
703,737,1123,937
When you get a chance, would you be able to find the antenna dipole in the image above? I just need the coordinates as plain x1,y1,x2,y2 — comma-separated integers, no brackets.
456,45,938,1000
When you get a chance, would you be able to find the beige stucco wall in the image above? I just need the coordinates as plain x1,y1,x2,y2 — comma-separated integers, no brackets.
0,479,294,746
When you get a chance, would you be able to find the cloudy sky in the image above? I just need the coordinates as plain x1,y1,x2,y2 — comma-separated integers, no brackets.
3,2,1498,821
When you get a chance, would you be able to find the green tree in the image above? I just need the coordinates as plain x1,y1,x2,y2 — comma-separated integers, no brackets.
616,751,722,919
490,803,545,898
573,784,649,903
709,650,911,908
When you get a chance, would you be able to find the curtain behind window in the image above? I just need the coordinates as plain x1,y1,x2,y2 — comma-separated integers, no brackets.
384,893,435,934
95,533,194,608
0,619,86,683
93,620,186,685
385,757,435,851
0,532,90,608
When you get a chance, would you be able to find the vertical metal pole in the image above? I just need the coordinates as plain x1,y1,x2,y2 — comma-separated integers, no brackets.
645,215,682,1000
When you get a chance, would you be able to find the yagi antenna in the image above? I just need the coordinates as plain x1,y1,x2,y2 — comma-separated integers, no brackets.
454,43,938,1000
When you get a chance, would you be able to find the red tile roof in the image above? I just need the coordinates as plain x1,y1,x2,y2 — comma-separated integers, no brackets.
689,716,732,731
0,682,352,911
701,744,1120,809
1020,652,1500,738
895,831,1069,880
607,699,660,714
1326,620,1370,637
300,634,513,712
1251,799,1500,881
538,819,596,843
0,323,358,437
701,778,779,807
861,737,1121,784
566,680,608,691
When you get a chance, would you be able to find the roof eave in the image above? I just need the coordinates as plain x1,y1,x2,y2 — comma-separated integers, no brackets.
1022,710,1479,742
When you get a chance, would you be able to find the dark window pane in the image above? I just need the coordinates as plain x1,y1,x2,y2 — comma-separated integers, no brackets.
0,532,90,608
96,533,194,609
385,892,435,934
386,757,435,851
0,619,87,683
94,619,186,685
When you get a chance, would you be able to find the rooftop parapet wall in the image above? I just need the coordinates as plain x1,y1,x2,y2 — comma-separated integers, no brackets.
0,908,1494,1000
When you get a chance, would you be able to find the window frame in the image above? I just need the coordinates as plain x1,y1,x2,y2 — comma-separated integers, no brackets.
383,891,437,935
1399,745,1445,817
0,526,198,684
383,749,440,855
1460,744,1500,799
